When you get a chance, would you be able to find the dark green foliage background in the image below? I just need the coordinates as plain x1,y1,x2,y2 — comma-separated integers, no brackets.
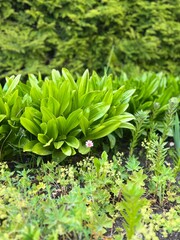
0,0,180,79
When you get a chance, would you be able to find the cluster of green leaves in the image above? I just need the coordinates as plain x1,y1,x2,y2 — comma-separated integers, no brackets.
0,150,179,240
114,72,180,148
0,69,134,162
0,0,180,79
0,75,27,160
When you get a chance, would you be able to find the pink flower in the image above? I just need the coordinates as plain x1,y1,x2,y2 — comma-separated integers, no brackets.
86,140,93,148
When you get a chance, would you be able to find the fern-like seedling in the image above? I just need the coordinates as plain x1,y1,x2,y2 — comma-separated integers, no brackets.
129,110,149,156
161,97,179,143
116,170,148,240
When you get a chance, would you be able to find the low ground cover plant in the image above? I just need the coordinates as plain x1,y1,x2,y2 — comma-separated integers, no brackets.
0,151,179,239
0,70,180,239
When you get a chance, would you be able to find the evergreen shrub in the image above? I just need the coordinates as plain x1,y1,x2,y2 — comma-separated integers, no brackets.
0,0,180,80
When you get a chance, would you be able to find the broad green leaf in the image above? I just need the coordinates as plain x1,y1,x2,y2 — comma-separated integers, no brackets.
38,133,50,144
87,118,121,139
65,109,82,134
7,90,19,106
157,86,173,106
10,97,22,118
65,136,79,148
43,138,54,147
56,116,66,135
23,140,39,152
30,86,42,105
137,78,158,100
89,103,110,123
79,115,89,135
119,113,135,122
112,86,125,105
23,107,42,122
40,122,47,134
78,69,89,97
78,142,90,154
48,97,60,117
0,114,6,122
5,74,21,95
62,68,77,90
32,142,52,155
103,90,113,105
52,150,67,162
0,125,9,134
51,69,61,84
107,133,116,149
79,91,100,108
0,98,6,114
4,103,10,118
41,106,56,122
139,101,153,110
121,89,136,103
93,158,101,175
115,103,129,115
61,144,72,156
119,122,135,130
58,80,71,115
46,119,58,140
54,141,64,149
29,74,39,87
20,117,40,136
7,119,18,128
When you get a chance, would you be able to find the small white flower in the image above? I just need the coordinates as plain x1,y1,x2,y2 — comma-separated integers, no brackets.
85,140,93,148
169,142,175,147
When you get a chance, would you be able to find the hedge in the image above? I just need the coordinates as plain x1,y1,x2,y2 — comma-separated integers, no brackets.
0,0,180,80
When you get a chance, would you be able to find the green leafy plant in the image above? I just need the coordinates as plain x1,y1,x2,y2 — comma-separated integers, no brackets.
0,74,27,161
1,0,180,79
125,155,141,172
116,170,148,240
20,69,135,161
129,110,149,156
172,113,180,173
144,133,176,206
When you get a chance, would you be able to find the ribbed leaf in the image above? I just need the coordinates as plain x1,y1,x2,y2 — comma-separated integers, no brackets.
41,106,56,122
20,117,40,136
62,68,77,90
23,140,39,152
54,141,64,149
32,142,52,155
79,115,89,136
0,98,6,114
38,133,50,144
43,138,53,147
78,69,89,97
56,116,66,135
65,109,82,134
61,144,72,156
119,113,135,122
0,114,6,122
5,74,21,95
87,118,121,139
89,103,110,123
51,69,61,84
65,136,79,148
46,119,58,140
48,97,60,117
58,80,71,115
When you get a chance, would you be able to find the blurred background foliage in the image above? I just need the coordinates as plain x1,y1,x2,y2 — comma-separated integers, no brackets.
0,0,180,80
